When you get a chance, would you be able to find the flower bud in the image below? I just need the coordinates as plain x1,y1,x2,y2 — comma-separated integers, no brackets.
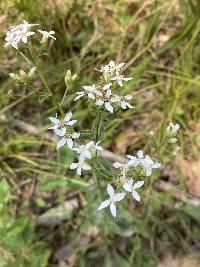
169,138,177,144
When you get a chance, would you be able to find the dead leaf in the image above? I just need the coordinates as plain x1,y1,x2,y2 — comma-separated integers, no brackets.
156,256,200,267
176,156,200,198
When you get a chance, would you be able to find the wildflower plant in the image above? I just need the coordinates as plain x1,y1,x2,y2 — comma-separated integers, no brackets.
5,20,181,219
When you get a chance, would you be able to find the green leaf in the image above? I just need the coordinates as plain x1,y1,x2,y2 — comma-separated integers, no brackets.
180,204,200,221
0,179,10,204
57,145,75,166
38,176,88,191
38,91,51,103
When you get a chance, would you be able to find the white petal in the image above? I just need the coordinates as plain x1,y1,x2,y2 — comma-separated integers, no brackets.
127,156,140,167
98,200,111,210
109,203,116,217
54,128,65,136
77,167,82,175
111,95,120,102
120,101,127,109
96,99,104,106
107,183,114,196
82,85,95,92
137,150,144,159
113,162,122,168
123,182,132,192
22,36,27,44
67,120,77,126
117,63,125,69
106,89,112,98
132,190,140,201
118,80,123,87
124,95,132,100
115,193,126,201
57,137,66,149
105,102,113,113
83,150,91,159
152,162,161,169
133,181,144,189
126,103,134,109
72,132,80,139
70,163,78,169
66,138,73,149
64,111,72,122
74,92,84,101
87,93,95,99
145,168,152,176
103,83,112,90
49,116,60,124
144,155,153,164
85,141,94,149
82,163,91,171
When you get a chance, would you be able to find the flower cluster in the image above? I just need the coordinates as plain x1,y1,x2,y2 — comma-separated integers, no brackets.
98,150,161,217
49,112,103,175
166,123,180,144
9,67,36,85
4,20,55,49
74,61,134,113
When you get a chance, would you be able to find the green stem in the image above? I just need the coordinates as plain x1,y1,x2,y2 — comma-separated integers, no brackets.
20,51,64,116
96,112,102,144
61,84,69,104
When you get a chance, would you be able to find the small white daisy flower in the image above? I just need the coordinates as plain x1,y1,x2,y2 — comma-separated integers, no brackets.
74,85,100,101
95,89,114,113
126,150,145,167
141,155,161,176
98,183,126,217
56,128,80,149
48,111,77,134
111,94,133,109
73,141,94,159
4,31,19,49
123,179,144,201
37,30,56,40
70,158,91,175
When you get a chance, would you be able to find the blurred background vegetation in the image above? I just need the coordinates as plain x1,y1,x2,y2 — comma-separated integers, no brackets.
0,0,200,266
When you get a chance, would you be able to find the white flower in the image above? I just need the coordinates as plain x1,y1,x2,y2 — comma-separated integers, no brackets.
16,27,35,44
95,89,114,113
111,74,133,87
70,158,91,175
56,128,80,149
4,31,19,49
111,94,133,109
123,179,144,201
90,140,103,153
73,141,93,159
74,85,101,101
166,123,180,133
10,20,38,32
95,61,125,80
73,140,103,159
126,150,145,167
141,155,161,176
48,111,77,133
98,183,126,217
74,92,85,101
37,30,56,40
5,20,37,49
